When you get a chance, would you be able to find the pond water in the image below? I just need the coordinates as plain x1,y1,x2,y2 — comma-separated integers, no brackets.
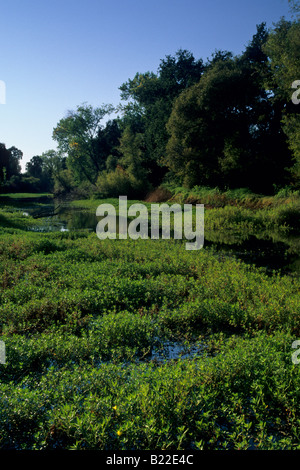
204,234,300,276
149,338,205,362
22,200,300,276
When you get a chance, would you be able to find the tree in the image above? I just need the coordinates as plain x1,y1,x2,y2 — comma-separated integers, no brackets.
96,125,150,199
239,22,293,191
118,50,204,187
162,23,295,192
164,25,292,191
263,18,300,102
26,155,44,179
0,143,22,184
118,126,149,186
25,150,69,193
241,22,269,67
164,58,249,188
93,119,122,167
157,49,204,99
8,147,23,176
288,0,300,19
41,149,73,193
52,103,114,184
263,14,300,185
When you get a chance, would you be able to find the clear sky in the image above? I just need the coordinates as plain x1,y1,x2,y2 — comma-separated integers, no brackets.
0,0,293,171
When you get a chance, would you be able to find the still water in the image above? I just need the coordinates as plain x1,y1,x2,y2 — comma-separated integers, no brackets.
24,201,300,277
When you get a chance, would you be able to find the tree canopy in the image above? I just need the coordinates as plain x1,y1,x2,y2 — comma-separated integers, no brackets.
13,5,300,197
0,144,22,183
52,103,115,184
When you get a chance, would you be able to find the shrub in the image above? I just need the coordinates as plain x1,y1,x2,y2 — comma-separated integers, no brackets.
96,168,143,199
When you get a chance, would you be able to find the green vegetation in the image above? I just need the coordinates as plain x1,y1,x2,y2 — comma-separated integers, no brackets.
0,195,299,450
0,193,52,199
69,187,300,235
0,1,299,452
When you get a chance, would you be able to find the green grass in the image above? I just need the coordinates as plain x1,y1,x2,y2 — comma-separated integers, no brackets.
0,192,52,198
70,197,153,212
71,189,300,234
0,195,300,450
162,183,300,210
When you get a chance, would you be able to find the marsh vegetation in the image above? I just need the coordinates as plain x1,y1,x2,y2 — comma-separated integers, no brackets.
0,192,299,450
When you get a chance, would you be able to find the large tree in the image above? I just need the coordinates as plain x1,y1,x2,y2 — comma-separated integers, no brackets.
0,143,22,183
118,50,204,186
263,10,300,186
164,24,292,191
164,58,249,188
52,103,114,184
25,150,70,193
26,155,44,179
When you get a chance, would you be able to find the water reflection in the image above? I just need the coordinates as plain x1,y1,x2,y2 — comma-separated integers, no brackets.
149,338,205,362
23,202,299,276
204,230,300,276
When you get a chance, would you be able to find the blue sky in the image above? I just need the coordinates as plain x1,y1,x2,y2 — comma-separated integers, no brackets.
0,0,293,171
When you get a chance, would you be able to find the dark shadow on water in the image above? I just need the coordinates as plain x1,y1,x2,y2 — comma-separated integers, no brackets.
204,232,300,277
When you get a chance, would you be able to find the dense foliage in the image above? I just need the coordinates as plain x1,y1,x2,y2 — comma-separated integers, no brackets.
1,0,299,454
0,194,299,450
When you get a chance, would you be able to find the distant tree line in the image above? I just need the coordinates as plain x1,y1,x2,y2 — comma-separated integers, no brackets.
0,144,25,192
2,5,300,197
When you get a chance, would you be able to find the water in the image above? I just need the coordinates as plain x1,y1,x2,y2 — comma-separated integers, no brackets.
149,338,205,362
204,233,300,276
23,203,97,232
21,200,300,276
